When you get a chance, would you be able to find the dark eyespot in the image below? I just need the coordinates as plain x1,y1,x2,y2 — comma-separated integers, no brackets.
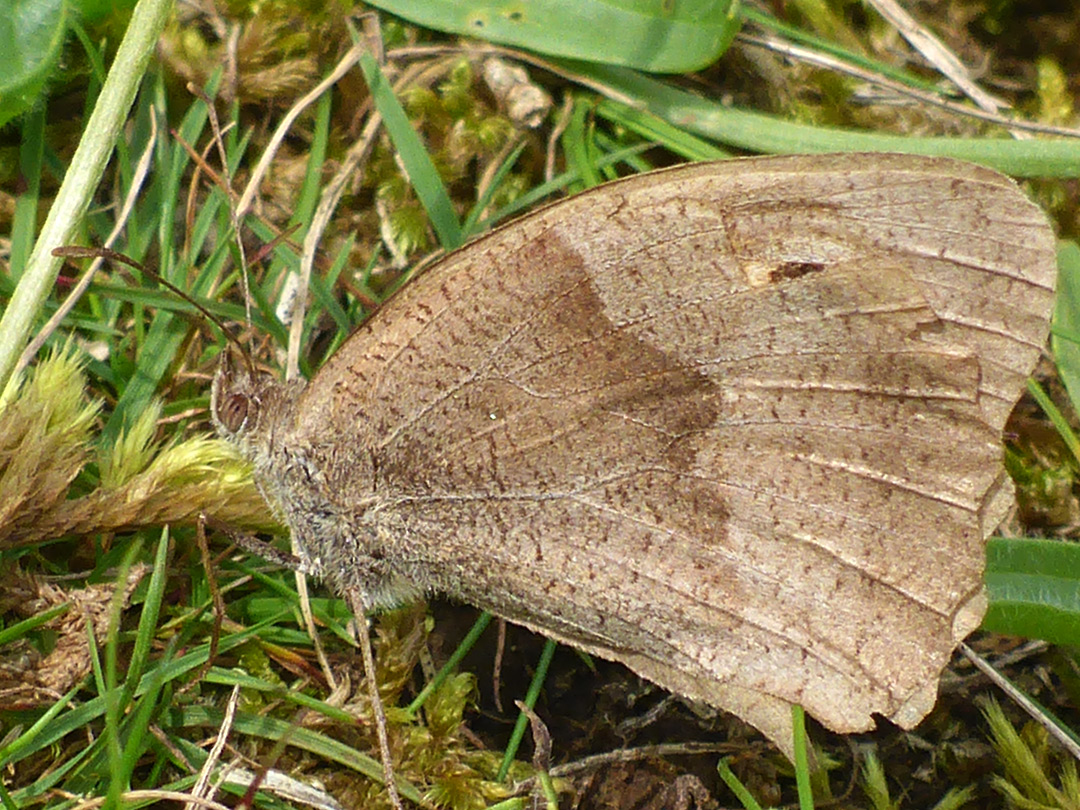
219,393,251,433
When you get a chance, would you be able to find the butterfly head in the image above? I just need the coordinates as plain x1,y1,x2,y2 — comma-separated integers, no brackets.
210,351,304,461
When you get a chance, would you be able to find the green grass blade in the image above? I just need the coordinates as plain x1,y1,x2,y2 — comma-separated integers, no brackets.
562,97,604,190
0,686,79,769
497,637,556,781
407,611,493,716
792,705,814,810
461,142,528,239
10,105,46,279
558,61,1080,177
118,528,171,708
1051,241,1080,427
717,758,764,810
1026,377,1080,469
359,52,463,250
0,602,69,646
474,142,653,231
595,97,730,161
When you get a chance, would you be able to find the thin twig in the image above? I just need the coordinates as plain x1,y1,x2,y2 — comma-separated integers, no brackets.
960,642,1080,763
546,94,575,184
350,596,405,810
862,0,1011,119
234,41,366,221
738,32,1080,139
186,685,241,810
282,51,452,379
387,44,642,108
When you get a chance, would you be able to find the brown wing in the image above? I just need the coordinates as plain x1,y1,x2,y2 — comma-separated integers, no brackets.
294,153,1055,752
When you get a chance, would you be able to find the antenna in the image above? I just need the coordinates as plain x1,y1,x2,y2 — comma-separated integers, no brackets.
52,245,256,376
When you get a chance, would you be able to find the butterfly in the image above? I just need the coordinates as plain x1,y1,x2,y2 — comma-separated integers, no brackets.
212,152,1056,755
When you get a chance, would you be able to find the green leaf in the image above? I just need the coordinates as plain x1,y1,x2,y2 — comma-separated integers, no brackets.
0,0,68,129
366,0,741,73
983,537,1080,647
1052,241,1080,416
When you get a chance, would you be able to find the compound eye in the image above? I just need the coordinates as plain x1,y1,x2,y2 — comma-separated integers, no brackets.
218,393,251,433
